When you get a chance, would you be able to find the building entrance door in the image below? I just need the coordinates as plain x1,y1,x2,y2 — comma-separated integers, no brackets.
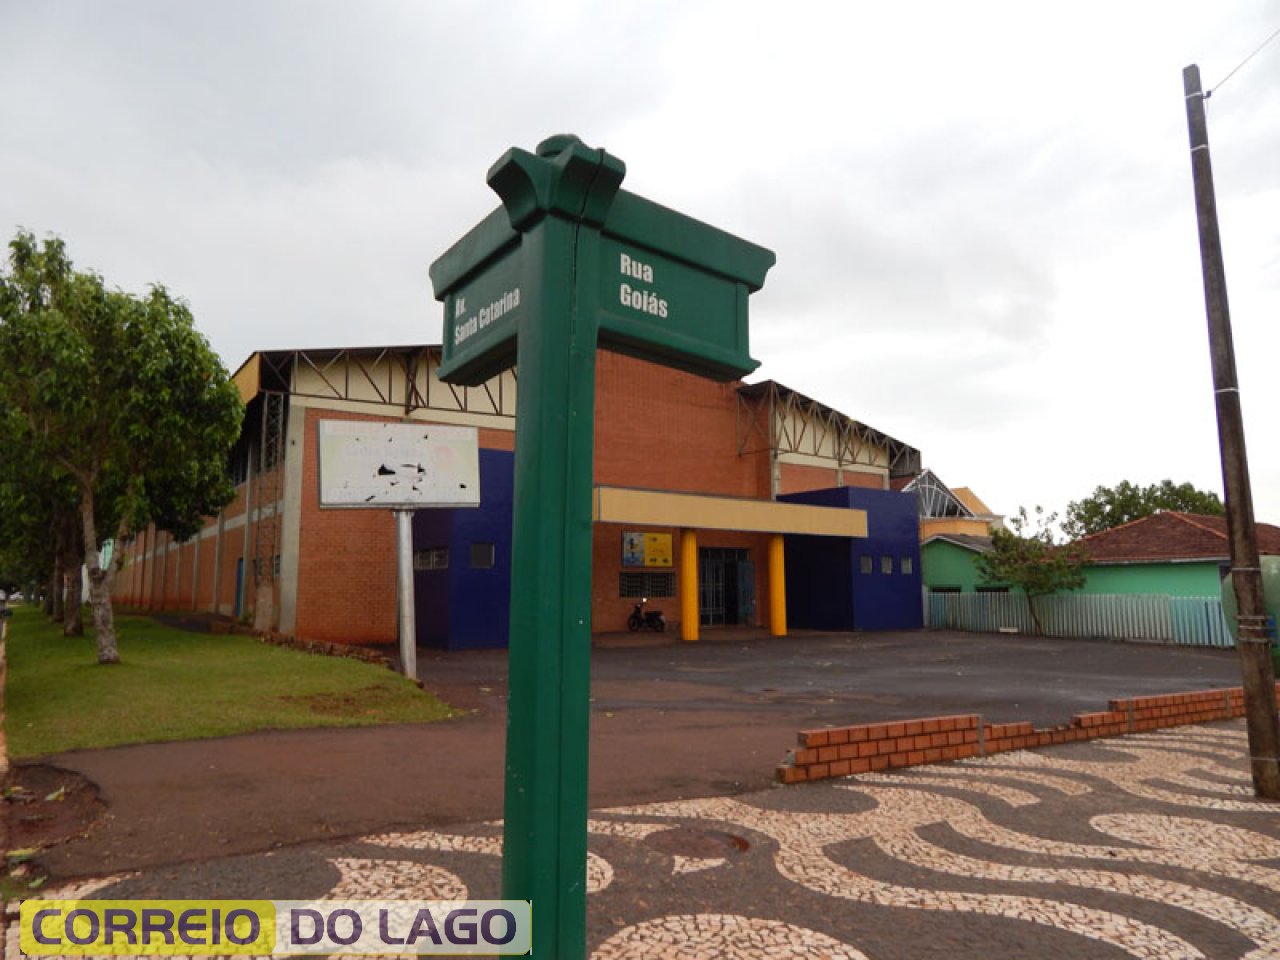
699,548,754,626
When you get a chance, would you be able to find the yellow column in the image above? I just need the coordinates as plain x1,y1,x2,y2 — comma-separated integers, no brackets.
769,533,787,637
680,529,699,642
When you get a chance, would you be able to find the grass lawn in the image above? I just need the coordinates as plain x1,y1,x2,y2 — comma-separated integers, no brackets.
3,605,456,759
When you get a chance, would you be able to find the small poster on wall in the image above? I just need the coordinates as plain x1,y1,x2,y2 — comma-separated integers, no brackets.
622,532,645,567
622,531,673,568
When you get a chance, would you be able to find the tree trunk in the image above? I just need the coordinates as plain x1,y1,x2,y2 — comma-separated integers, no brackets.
1027,594,1044,635
58,509,85,635
78,486,119,664
42,563,55,616
63,564,84,636
50,557,64,622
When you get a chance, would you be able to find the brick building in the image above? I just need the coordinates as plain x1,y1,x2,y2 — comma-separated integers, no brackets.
111,344,925,647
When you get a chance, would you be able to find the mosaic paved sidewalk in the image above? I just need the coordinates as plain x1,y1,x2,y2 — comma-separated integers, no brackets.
6,720,1279,959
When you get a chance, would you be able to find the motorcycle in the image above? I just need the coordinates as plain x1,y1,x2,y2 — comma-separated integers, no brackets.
627,598,666,632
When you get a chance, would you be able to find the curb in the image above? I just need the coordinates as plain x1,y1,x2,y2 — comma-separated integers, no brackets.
777,682,1276,783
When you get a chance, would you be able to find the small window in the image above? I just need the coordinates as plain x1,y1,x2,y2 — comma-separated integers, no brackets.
414,547,449,570
880,556,893,575
977,585,1010,594
859,556,873,575
251,556,281,577
469,542,496,569
620,572,676,598
931,586,961,594
226,441,250,486
900,557,914,576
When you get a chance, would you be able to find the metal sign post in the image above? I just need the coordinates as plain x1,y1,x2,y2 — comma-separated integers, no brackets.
431,134,774,958
315,420,480,679
394,508,417,680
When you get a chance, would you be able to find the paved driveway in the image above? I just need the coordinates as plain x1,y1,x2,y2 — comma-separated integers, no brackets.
30,629,1244,883
582,628,1242,728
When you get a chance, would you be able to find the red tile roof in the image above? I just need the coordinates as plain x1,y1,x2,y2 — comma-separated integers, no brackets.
1078,511,1280,563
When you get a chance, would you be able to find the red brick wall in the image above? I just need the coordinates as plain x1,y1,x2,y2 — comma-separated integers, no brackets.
291,409,516,644
592,523,680,632
777,463,838,496
842,471,886,490
218,526,245,616
590,524,775,632
295,409,399,644
777,463,886,496
114,350,858,641
222,483,249,521
584,351,789,632
161,535,177,607
114,537,135,607
778,684,1273,783
594,350,771,498
111,475,252,612
283,353,802,638
110,404,516,636
176,541,191,608
195,537,216,610
142,530,156,610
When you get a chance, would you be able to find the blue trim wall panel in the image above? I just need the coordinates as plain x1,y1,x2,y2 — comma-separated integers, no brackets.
782,532,854,630
413,506,453,647
413,448,514,650
782,487,923,631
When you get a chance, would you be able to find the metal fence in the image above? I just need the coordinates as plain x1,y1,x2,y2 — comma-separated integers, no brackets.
925,592,1235,647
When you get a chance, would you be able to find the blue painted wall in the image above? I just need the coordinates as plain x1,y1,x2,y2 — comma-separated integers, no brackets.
781,530,854,630
413,448,514,650
413,503,453,647
782,487,923,631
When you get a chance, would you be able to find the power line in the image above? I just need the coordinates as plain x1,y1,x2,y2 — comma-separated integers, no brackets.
1207,23,1280,98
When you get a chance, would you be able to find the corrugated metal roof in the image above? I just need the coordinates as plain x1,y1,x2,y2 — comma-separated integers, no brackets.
922,533,994,553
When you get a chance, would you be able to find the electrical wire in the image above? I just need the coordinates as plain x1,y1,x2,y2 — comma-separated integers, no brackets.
1207,23,1280,98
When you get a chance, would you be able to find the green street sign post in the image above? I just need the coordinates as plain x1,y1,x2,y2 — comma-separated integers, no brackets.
430,135,774,958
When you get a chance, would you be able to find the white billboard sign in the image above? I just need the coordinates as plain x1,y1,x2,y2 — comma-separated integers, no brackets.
317,420,481,509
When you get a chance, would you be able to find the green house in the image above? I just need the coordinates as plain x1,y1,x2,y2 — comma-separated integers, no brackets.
923,511,1280,599
920,534,1003,593
1076,511,1280,596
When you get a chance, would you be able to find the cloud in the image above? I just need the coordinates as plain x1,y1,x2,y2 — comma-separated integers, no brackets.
3,0,1279,525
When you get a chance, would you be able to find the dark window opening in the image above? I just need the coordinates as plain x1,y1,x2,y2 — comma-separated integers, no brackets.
620,572,676,598
414,547,449,571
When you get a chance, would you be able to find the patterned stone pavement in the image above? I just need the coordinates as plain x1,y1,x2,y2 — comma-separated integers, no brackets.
6,720,1279,959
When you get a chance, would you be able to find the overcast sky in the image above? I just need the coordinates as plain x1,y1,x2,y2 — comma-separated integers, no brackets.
3,1,1278,527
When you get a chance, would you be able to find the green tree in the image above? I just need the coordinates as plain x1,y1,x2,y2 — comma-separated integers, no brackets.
1062,479,1224,540
976,506,1087,635
0,399,77,621
0,230,243,663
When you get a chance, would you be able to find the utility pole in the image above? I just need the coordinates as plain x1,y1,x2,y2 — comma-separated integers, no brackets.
1182,63,1280,799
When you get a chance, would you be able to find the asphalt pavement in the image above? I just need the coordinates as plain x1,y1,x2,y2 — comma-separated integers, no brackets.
6,629,1270,958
